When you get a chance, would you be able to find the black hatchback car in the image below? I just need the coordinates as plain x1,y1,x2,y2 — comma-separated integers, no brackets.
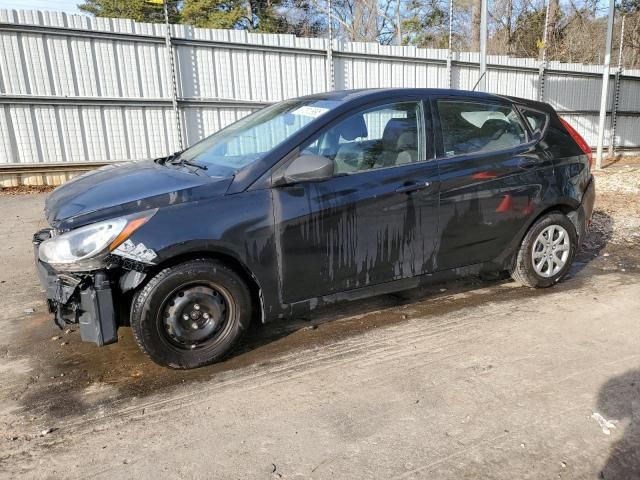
34,88,595,368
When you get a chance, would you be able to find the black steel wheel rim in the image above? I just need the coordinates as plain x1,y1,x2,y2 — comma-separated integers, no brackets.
160,282,234,350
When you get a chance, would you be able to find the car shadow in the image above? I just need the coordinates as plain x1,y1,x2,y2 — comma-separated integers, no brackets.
597,369,640,479
236,273,505,357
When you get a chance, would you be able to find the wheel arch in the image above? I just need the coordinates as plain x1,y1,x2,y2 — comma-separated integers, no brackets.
146,249,265,324
532,202,577,223
496,201,581,269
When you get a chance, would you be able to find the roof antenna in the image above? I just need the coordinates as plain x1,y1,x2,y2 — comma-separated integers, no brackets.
472,72,486,92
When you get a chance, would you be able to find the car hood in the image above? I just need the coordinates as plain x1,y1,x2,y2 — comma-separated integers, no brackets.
45,160,233,229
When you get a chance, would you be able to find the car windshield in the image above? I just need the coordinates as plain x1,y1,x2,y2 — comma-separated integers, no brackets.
178,99,342,175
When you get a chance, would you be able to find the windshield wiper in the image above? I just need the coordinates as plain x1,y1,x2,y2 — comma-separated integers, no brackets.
155,151,181,165
174,158,208,171
157,152,207,171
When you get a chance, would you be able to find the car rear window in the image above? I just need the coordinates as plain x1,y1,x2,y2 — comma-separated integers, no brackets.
437,100,527,157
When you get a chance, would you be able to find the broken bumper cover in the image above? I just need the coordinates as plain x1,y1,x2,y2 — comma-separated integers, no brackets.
568,176,596,244
33,230,118,347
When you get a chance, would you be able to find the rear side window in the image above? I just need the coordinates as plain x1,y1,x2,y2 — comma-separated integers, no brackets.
436,100,526,157
520,109,548,134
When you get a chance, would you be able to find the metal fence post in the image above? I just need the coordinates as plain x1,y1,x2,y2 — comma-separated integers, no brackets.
325,0,335,91
478,0,487,91
163,0,183,151
609,70,622,157
326,40,335,91
537,62,547,102
447,0,453,88
595,0,616,169
538,0,551,101
609,15,625,157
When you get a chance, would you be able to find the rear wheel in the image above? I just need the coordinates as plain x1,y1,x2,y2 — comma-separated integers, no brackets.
130,259,252,369
510,212,577,288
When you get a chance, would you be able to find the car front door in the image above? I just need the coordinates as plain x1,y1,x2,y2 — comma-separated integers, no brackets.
272,99,440,304
432,97,553,270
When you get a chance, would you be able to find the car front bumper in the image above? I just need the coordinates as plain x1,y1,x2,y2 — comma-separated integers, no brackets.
33,229,118,346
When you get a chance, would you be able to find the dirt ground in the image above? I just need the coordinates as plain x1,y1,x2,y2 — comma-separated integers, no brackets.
1,167,639,479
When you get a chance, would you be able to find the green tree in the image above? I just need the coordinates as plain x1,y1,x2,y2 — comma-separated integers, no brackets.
78,0,323,35
181,0,317,33
402,0,447,47
181,0,245,29
516,9,546,58
78,0,181,23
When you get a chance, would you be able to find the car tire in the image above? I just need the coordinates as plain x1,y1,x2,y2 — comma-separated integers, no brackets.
130,259,252,369
510,212,578,288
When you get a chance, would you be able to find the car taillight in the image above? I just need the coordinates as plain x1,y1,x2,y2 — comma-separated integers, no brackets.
560,117,593,170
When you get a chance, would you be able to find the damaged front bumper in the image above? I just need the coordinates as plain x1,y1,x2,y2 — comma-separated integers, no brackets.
33,229,118,346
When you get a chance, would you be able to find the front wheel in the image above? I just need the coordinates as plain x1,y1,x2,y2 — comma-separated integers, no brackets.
510,212,578,288
130,259,252,369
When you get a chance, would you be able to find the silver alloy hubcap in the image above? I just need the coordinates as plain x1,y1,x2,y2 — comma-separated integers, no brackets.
532,225,571,278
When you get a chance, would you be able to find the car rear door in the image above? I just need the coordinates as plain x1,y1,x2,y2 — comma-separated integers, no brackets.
432,96,553,270
272,98,440,304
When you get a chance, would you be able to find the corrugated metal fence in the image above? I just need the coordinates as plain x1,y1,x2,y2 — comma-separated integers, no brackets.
0,8,639,186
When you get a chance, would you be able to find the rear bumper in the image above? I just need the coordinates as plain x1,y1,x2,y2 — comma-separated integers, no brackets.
33,230,118,346
568,176,596,244
583,175,596,221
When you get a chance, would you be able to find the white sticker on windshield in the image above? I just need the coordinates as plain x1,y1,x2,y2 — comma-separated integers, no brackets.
291,106,329,118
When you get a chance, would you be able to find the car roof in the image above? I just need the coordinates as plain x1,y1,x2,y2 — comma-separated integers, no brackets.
298,88,507,102
297,88,548,110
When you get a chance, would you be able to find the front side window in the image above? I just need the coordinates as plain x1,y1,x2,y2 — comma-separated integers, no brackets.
437,100,526,157
301,102,424,174
179,99,341,175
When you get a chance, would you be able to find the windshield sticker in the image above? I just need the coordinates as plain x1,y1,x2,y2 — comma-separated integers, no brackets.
113,239,158,263
291,106,330,118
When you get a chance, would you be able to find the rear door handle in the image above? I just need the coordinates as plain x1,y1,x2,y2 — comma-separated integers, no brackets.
395,181,432,194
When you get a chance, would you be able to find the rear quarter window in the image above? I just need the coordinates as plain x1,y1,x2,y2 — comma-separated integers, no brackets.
520,108,548,134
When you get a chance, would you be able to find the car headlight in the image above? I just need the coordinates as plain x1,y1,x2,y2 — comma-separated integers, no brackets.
39,209,157,272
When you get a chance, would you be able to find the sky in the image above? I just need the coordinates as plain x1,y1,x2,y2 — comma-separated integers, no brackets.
0,0,82,14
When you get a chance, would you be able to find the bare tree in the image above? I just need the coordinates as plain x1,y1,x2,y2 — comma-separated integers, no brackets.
546,0,561,55
471,0,481,49
313,0,417,43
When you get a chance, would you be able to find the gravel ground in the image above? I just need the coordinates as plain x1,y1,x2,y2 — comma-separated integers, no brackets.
589,168,640,251
594,165,640,194
0,185,56,195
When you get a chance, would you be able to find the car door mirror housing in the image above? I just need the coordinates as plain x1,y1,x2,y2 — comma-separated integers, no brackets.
279,154,334,185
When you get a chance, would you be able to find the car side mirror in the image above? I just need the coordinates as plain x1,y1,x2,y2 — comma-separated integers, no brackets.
531,130,542,142
279,154,334,185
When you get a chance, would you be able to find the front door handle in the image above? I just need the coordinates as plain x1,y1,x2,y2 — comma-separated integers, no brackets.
395,181,432,194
